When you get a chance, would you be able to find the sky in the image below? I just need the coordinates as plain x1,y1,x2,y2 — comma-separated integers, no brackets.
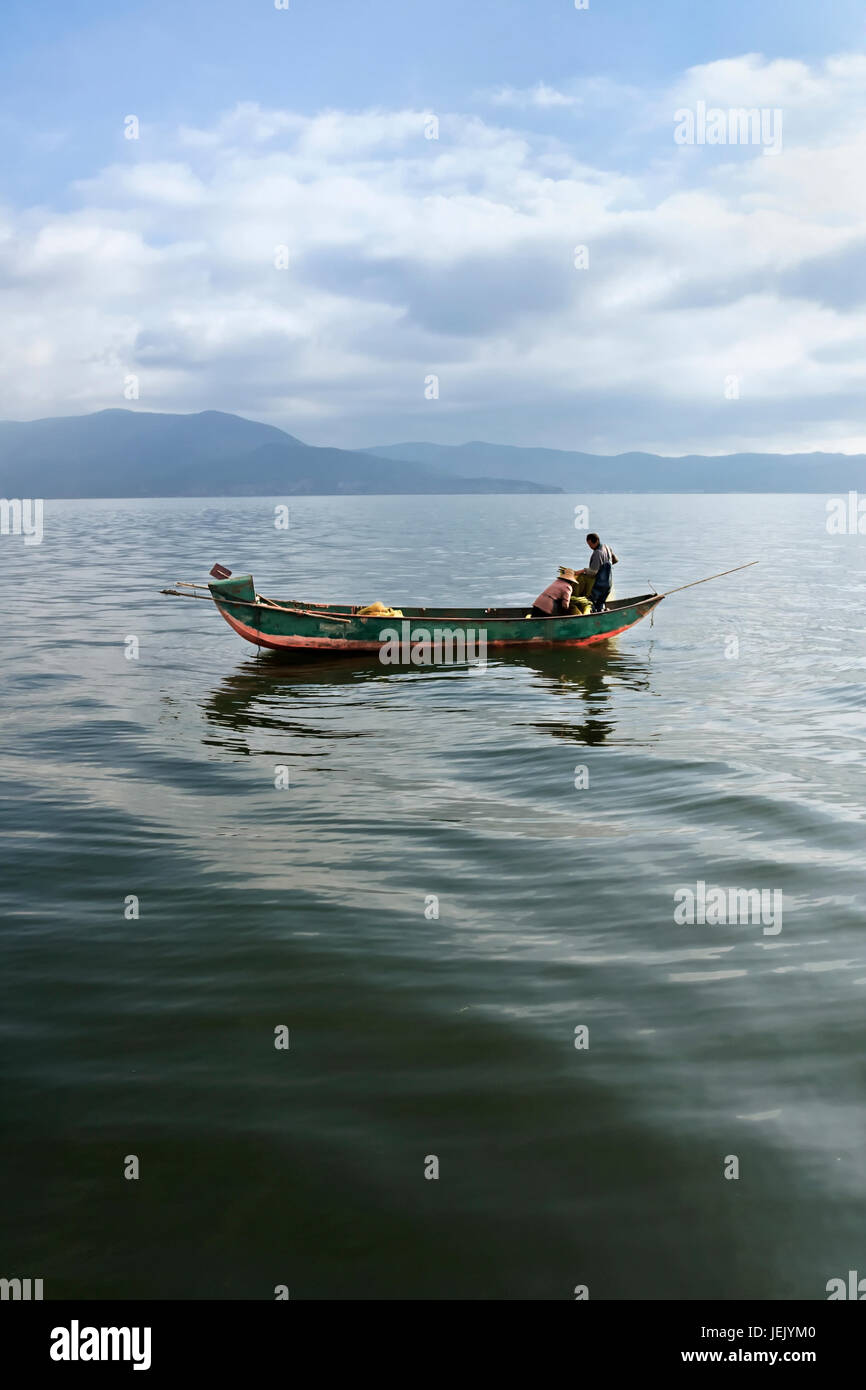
2,0,866,455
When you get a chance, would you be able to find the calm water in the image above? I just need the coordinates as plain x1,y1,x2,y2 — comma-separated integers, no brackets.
1,493,864,1300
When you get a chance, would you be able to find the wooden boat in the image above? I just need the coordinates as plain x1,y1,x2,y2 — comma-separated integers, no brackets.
167,571,660,654
161,563,755,659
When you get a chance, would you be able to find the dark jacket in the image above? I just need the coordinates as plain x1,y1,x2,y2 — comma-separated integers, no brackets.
588,544,618,609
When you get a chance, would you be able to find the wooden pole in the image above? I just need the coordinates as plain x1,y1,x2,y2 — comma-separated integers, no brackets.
659,560,759,598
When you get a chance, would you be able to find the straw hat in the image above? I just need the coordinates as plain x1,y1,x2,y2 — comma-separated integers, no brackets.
558,566,578,582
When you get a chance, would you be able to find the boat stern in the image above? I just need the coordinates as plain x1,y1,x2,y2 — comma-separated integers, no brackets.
208,573,256,605
208,573,264,645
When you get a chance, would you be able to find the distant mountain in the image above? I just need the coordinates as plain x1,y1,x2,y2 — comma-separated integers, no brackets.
365,439,866,492
0,410,558,497
241,442,557,496
4,409,863,496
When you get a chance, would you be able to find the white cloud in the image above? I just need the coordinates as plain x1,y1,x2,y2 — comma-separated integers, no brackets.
669,52,866,113
3,65,866,453
486,76,640,113
489,82,579,109
76,161,208,207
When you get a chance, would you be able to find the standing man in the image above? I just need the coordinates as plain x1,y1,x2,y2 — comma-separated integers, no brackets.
577,534,618,611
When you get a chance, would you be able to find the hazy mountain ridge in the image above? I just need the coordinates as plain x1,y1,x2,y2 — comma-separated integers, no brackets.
0,410,558,497
1,409,862,496
365,440,866,492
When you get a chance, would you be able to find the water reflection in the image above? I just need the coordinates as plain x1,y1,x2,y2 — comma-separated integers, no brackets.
507,642,655,746
199,654,389,743
199,640,655,751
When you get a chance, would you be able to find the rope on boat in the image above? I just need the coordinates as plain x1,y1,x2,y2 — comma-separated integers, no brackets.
658,559,758,598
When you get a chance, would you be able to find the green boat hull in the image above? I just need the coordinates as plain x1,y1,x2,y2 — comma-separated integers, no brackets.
208,575,664,657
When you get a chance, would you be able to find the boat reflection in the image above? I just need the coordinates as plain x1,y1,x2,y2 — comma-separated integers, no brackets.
198,653,385,748
505,642,654,745
199,640,654,751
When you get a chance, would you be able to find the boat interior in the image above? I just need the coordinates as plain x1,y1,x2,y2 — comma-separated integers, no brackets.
259,594,660,619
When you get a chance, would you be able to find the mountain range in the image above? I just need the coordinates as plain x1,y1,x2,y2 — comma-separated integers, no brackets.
0,408,864,496
365,439,866,492
0,410,554,498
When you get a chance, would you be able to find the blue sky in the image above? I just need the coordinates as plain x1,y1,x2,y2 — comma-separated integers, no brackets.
2,0,866,453
3,0,862,196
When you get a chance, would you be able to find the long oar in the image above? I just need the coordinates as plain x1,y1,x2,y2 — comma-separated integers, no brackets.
658,559,758,599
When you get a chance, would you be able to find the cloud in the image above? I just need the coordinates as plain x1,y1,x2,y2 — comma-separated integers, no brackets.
76,161,208,207
485,76,640,113
3,61,866,454
669,52,866,116
488,82,579,109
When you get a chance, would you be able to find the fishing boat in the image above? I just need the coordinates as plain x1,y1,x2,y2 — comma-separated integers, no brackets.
161,563,756,658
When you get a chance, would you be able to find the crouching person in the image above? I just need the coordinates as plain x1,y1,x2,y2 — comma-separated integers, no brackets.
530,567,577,617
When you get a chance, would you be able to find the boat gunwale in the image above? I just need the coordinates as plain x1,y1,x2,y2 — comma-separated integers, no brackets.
223,592,662,624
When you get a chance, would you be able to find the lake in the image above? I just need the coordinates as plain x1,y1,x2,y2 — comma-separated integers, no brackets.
1,492,864,1299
